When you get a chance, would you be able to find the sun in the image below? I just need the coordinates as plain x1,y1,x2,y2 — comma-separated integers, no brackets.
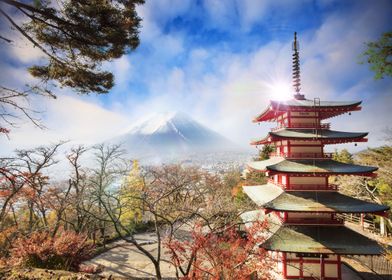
266,80,293,101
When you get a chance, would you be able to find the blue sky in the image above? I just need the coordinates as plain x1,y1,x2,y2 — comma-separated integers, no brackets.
1,0,392,154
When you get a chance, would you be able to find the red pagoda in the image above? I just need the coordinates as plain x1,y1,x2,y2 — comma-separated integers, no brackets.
243,33,390,280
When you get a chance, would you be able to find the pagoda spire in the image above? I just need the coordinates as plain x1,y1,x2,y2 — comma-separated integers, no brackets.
292,32,305,100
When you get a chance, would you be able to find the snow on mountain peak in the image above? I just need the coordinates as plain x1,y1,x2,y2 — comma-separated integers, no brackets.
108,111,240,161
128,111,193,135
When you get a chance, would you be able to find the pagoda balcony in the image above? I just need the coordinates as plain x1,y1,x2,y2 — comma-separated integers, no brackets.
285,218,344,225
270,152,333,159
269,180,339,191
271,122,331,131
287,183,339,191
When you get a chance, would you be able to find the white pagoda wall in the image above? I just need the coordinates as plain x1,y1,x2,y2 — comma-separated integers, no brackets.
290,140,321,145
290,146,323,153
290,112,318,117
289,176,325,185
285,253,340,279
325,263,339,278
287,212,330,221
290,117,319,125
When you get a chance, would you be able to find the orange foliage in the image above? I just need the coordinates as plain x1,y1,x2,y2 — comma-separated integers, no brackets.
165,220,272,280
9,229,95,270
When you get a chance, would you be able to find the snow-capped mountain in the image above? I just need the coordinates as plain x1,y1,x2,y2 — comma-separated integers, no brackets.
109,112,238,161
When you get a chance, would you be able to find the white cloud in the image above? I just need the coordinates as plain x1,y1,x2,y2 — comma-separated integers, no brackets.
0,95,129,155
0,11,46,64
111,56,132,88
8,36,46,64
136,0,192,42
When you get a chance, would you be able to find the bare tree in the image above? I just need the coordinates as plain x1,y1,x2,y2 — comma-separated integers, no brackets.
62,145,92,233
0,142,64,230
87,144,129,245
95,163,252,279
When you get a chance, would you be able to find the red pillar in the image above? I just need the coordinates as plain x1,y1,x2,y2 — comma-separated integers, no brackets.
282,252,287,278
320,254,325,280
287,175,290,190
337,255,342,280
299,256,304,279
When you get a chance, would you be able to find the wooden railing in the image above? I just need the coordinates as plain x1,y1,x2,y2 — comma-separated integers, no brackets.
337,213,381,235
271,123,330,131
270,152,333,159
350,255,392,279
270,181,339,191
290,123,331,129
286,218,344,225
287,184,338,191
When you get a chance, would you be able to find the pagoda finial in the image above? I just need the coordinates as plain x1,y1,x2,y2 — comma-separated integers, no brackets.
292,32,305,100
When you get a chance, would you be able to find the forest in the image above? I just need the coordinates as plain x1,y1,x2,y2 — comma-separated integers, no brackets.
0,142,275,279
0,142,391,279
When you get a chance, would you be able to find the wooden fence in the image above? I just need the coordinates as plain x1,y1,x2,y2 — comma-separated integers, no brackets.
338,213,382,235
351,255,392,280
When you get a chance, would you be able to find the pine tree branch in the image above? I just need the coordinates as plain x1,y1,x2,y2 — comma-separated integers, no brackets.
0,0,74,27
0,7,65,65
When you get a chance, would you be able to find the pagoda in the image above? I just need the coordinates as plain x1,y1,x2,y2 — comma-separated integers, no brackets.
243,33,390,280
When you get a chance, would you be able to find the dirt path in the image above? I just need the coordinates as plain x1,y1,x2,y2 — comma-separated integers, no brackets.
84,233,177,279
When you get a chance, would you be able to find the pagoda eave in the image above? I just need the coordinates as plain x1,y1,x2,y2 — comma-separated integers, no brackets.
266,170,377,177
247,167,376,178
264,208,388,214
247,159,378,177
250,137,269,145
253,101,362,122
243,185,390,214
320,106,361,119
241,210,385,256
251,129,369,146
261,225,385,255
266,159,378,174
269,100,362,109
253,106,282,123
251,136,368,146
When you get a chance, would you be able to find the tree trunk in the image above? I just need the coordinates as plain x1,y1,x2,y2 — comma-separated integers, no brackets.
153,261,162,280
28,201,34,232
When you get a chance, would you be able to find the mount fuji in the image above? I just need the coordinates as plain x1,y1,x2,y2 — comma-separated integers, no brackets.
109,112,239,161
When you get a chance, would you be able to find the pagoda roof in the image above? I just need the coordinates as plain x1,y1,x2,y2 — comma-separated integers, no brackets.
240,209,282,233
271,99,361,108
248,158,377,175
254,99,361,122
243,184,389,213
243,183,283,205
247,156,285,171
262,225,384,255
251,129,368,145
